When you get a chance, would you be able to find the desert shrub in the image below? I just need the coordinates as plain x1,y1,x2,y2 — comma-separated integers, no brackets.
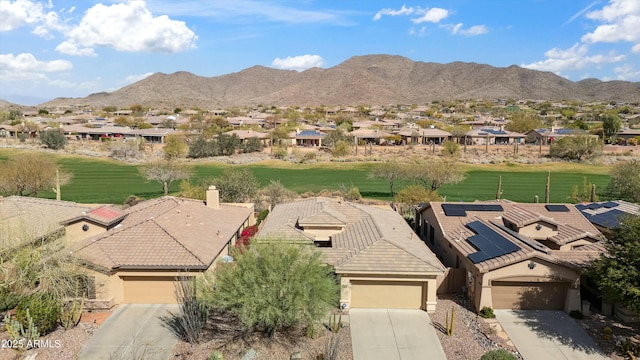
332,140,352,157
15,293,60,335
123,195,144,207
160,277,209,343
0,288,21,312
242,137,264,153
301,151,316,163
110,141,142,159
256,209,269,225
549,135,601,161
478,306,496,319
39,128,67,150
441,141,461,157
272,145,288,159
480,349,517,360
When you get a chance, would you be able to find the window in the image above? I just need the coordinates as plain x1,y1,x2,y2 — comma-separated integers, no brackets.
429,225,435,245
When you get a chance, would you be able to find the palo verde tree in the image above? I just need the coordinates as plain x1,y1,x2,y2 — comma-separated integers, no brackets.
588,215,640,313
205,241,339,337
139,160,192,195
549,135,602,161
0,153,72,197
599,112,622,144
40,128,67,150
368,159,406,196
210,167,259,203
406,157,465,191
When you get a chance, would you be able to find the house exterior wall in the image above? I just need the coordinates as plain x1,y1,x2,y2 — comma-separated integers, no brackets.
64,221,108,245
300,226,344,240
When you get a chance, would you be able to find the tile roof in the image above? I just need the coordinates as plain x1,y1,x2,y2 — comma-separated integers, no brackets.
61,205,126,227
72,197,252,271
0,196,93,246
425,201,605,272
258,197,444,274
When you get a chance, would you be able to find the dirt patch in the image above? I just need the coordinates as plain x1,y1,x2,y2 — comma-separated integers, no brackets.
432,295,521,360
0,322,98,360
575,311,640,360
172,311,352,360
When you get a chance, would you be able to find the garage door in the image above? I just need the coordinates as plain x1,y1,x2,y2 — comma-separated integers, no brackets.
350,280,424,309
122,276,180,304
492,281,568,310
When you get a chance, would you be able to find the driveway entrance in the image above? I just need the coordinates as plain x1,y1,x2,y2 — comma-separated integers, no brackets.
349,309,446,360
78,304,179,360
495,310,608,360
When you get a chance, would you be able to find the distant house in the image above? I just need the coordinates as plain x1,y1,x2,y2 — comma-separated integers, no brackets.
348,128,392,144
257,197,445,312
616,128,640,144
525,128,590,145
396,127,452,145
293,129,327,146
464,127,524,145
224,129,271,146
416,201,606,312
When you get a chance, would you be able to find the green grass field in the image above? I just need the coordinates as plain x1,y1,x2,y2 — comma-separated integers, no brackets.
0,149,611,204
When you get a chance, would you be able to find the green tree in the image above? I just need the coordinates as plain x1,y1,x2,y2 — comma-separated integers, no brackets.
600,112,621,144
260,180,297,207
406,157,465,191
205,242,339,337
332,140,352,157
216,133,241,155
0,153,71,197
506,111,543,133
588,216,640,313
549,135,602,161
163,134,188,159
441,140,461,158
139,160,192,195
39,128,67,150
211,168,259,203
242,137,265,153
368,159,406,196
605,160,640,203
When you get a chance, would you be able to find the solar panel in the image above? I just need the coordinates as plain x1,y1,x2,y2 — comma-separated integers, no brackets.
545,204,569,212
589,209,627,228
603,201,619,208
465,221,520,264
442,204,466,216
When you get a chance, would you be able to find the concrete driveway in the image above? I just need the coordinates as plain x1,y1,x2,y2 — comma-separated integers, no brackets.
78,304,180,360
495,310,608,360
349,309,446,360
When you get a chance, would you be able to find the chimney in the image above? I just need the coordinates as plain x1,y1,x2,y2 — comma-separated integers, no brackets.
206,186,220,209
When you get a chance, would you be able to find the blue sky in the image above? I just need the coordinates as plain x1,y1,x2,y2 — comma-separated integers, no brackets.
1,0,640,105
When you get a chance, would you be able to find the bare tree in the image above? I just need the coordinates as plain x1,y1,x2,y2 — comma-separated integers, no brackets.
0,153,72,197
406,157,465,191
139,160,192,195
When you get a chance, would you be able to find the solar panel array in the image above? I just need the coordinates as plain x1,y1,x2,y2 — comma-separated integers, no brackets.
465,221,521,264
442,204,504,217
545,204,570,212
480,128,508,135
576,201,619,211
581,208,627,228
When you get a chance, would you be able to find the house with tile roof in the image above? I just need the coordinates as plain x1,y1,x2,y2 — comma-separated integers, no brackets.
416,200,607,312
70,188,254,306
257,197,445,312
575,200,640,238
464,127,525,145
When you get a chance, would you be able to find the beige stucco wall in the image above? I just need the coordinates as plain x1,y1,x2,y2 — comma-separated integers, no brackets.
300,226,343,240
339,273,438,313
64,221,108,245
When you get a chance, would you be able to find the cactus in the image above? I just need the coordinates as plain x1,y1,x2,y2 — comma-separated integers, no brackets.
328,312,342,333
3,309,40,351
60,281,85,330
445,306,454,336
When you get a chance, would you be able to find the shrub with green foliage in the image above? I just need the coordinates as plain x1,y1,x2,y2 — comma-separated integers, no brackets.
256,209,269,225
549,135,601,161
0,288,21,312
480,349,517,360
569,310,584,319
242,137,264,153
15,293,60,335
39,128,67,150
206,242,339,337
479,306,496,319
441,140,461,157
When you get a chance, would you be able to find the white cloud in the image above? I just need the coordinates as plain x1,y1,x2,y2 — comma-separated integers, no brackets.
61,1,197,54
612,63,640,80
0,53,72,85
582,0,640,47
373,5,414,21
272,55,325,71
522,43,625,73
632,43,640,53
442,23,488,36
411,8,449,24
0,0,48,31
55,41,96,57
124,72,154,84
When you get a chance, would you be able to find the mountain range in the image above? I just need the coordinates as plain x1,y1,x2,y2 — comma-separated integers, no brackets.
32,55,640,109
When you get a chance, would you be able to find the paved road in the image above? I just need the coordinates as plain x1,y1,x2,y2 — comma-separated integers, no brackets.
495,310,609,360
349,309,446,360
78,304,180,360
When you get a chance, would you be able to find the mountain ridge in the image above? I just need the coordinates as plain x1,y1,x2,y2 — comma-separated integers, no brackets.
33,54,640,108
